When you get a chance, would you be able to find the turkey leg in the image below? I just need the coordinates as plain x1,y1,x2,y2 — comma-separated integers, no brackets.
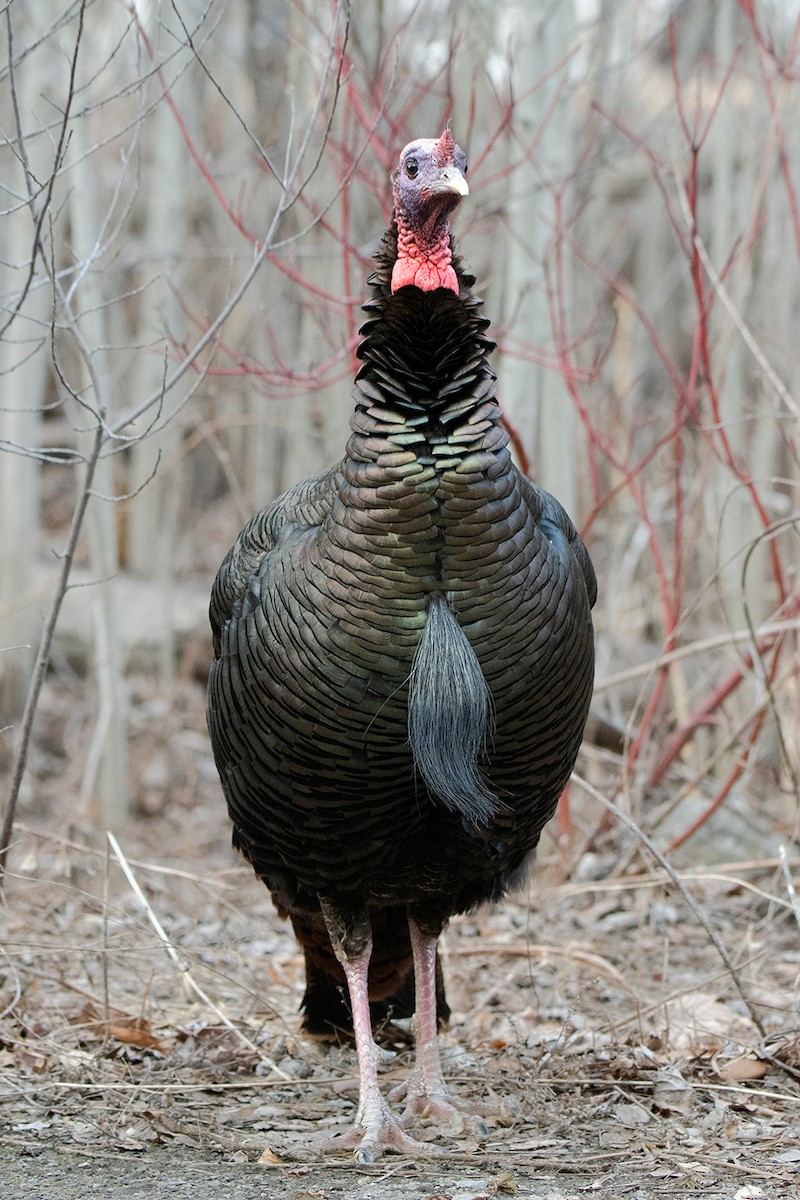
399,917,488,1135
315,899,436,1163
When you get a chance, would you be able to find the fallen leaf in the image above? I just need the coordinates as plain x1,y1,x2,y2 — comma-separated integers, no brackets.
614,1101,651,1127
72,1002,169,1053
15,1048,49,1073
106,1021,169,1053
653,1065,695,1114
773,1148,800,1163
677,1160,711,1175
115,1138,146,1152
718,1056,768,1082
660,993,759,1053
257,1146,284,1165
491,1171,518,1195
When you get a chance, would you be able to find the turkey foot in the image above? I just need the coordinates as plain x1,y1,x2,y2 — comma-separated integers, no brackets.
316,934,443,1162
315,1096,441,1165
390,1074,490,1136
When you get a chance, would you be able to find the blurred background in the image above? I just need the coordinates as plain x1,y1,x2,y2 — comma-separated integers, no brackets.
2,0,796,852
0,0,798,1173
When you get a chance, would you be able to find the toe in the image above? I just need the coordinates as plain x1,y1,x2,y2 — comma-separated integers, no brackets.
316,1112,443,1163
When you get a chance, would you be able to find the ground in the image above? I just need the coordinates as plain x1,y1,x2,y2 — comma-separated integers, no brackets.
1,672,799,1199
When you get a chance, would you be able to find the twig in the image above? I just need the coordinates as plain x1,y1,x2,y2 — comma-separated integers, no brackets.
114,0,353,440
696,230,799,419
13,822,239,886
102,838,111,1046
455,942,631,991
0,946,22,1021
106,832,290,1080
570,773,766,1039
778,844,800,931
595,617,800,693
647,643,766,789
0,0,86,342
0,425,104,889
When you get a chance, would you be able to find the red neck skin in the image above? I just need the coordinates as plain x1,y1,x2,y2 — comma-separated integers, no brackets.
390,205,458,295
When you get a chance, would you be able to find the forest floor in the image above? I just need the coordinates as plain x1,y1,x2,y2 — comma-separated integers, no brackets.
1,669,800,1199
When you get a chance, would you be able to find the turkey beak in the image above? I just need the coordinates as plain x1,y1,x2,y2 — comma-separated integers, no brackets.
428,166,469,197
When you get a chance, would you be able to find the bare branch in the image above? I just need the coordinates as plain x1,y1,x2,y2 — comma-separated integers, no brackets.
106,832,290,1079
570,773,766,1040
0,0,86,341
0,424,103,887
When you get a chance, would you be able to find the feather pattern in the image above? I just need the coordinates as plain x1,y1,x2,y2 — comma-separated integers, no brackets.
209,231,594,910
207,133,595,1161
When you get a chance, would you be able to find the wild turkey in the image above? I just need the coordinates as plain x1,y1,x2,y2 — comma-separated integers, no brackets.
207,129,596,1162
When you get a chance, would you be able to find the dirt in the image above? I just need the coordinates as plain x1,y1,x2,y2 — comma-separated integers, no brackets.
2,676,799,1199
0,1140,796,1200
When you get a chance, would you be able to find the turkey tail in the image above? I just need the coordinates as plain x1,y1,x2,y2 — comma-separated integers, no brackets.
408,594,500,825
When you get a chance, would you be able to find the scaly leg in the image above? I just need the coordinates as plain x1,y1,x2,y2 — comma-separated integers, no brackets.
315,936,439,1164
396,918,488,1135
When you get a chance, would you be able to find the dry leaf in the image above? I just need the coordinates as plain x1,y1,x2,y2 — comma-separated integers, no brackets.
257,1146,285,1165
15,1048,48,1073
106,1020,168,1053
653,1065,694,1114
660,992,759,1053
491,1171,519,1195
773,1149,800,1164
718,1055,768,1082
72,1002,169,1053
677,1160,711,1175
615,1101,651,1127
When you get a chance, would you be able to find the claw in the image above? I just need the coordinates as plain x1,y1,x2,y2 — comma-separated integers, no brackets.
313,940,445,1162
396,1084,491,1137
316,1105,443,1163
390,921,492,1141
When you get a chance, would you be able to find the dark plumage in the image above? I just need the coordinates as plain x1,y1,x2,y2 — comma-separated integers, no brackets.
207,130,596,1162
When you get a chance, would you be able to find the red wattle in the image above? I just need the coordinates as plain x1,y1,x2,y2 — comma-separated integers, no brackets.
391,257,459,295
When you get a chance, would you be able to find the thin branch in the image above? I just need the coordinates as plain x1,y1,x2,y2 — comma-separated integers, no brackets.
0,424,104,887
595,616,800,694
106,832,290,1079
570,773,766,1039
110,5,351,438
0,0,86,341
778,844,800,931
678,188,799,422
